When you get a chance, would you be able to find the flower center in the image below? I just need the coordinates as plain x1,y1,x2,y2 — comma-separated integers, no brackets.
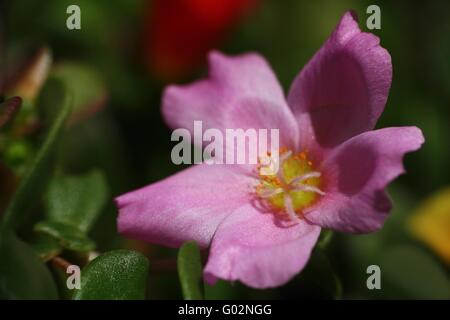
255,148,325,222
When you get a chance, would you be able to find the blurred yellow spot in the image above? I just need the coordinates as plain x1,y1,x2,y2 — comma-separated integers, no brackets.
408,187,450,265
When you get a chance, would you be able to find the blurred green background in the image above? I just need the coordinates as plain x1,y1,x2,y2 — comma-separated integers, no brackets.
1,0,449,299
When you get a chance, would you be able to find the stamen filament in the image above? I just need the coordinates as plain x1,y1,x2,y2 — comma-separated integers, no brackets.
290,171,321,185
258,188,284,198
276,150,292,183
293,184,326,196
279,150,292,162
283,194,300,222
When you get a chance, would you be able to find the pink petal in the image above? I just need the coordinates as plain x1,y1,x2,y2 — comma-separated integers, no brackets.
115,164,254,248
305,127,424,233
204,204,321,288
287,11,392,158
162,50,299,149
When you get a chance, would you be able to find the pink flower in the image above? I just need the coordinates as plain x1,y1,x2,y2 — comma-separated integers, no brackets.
116,12,424,288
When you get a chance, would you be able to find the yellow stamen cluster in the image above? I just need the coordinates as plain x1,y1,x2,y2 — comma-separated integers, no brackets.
255,149,324,221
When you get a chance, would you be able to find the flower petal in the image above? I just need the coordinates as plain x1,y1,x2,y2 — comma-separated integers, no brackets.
304,127,424,233
115,164,254,248
287,11,392,157
204,204,321,288
162,51,299,148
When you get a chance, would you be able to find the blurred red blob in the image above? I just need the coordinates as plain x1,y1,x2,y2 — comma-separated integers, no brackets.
143,0,259,80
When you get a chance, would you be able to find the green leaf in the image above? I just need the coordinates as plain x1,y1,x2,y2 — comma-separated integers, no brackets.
34,220,95,252
50,62,107,125
32,170,108,253
72,250,149,300
0,79,70,299
45,170,108,233
0,78,71,233
380,245,450,299
30,233,62,262
0,231,58,299
177,241,204,300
